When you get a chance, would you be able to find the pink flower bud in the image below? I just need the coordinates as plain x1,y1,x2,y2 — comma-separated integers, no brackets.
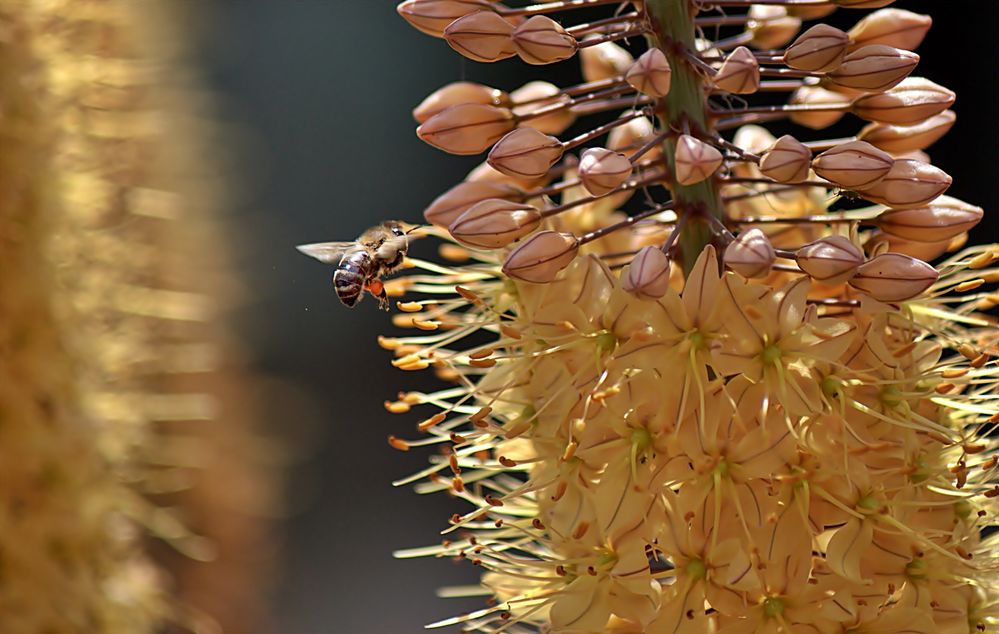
487,127,564,179
512,16,578,65
724,228,776,279
448,199,542,248
423,181,523,227
859,159,952,209
747,6,802,49
397,0,495,38
851,78,955,125
622,246,672,299
418,103,516,155
502,231,579,283
674,134,723,186
848,9,932,52
787,6,837,20
849,252,938,302
413,82,510,124
759,135,811,184
625,49,672,98
444,10,516,63
875,196,984,243
784,24,849,72
811,141,894,190
578,147,633,197
827,45,918,92
789,86,849,130
608,116,660,161
714,47,760,95
857,111,955,154
866,231,962,262
795,236,865,285
510,81,575,135
579,40,633,82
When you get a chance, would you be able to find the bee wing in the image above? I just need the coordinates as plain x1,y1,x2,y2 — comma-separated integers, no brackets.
296,241,356,264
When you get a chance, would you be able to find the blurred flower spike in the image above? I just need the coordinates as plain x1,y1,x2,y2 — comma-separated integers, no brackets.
375,1,999,632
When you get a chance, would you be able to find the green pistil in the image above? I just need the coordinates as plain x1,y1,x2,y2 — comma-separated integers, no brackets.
689,330,707,351
880,385,903,407
595,330,617,354
763,597,785,619
857,495,880,513
905,557,928,580
596,549,618,568
714,457,730,478
761,344,782,365
821,376,842,398
686,558,707,580
631,428,652,453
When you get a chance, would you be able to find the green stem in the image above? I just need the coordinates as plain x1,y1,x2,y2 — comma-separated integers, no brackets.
645,0,727,276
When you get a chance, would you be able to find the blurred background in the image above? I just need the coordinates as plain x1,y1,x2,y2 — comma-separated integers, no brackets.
190,2,999,632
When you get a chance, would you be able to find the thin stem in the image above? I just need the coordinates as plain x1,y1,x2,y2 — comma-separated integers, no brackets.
567,13,643,37
576,27,649,48
579,201,676,244
539,171,667,219
734,214,874,225
512,77,626,108
518,84,636,122
498,0,636,18
563,110,648,150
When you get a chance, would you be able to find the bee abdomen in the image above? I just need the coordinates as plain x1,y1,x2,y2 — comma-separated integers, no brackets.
334,251,370,307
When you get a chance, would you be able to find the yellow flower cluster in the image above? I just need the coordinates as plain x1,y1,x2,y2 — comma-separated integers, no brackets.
367,1,999,632
389,179,999,632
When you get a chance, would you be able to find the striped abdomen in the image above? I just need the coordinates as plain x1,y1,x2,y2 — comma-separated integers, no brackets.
333,250,373,307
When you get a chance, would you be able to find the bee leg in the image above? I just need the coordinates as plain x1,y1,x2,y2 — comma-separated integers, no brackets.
367,279,390,311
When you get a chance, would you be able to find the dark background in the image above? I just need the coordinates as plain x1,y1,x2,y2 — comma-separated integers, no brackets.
197,2,999,632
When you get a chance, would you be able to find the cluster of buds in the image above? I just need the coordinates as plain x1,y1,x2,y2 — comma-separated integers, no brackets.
367,1,999,632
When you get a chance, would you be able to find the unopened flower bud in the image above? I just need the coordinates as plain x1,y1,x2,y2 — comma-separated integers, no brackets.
851,78,955,125
714,47,760,95
423,181,523,226
580,40,633,82
578,147,633,197
812,141,894,190
625,48,671,98
827,45,918,92
747,6,802,50
502,230,579,283
867,231,962,262
725,228,776,278
857,111,955,154
788,6,837,20
759,135,811,184
418,103,515,155
512,16,578,65
848,9,931,52
449,199,542,248
444,10,516,63
608,115,659,160
510,81,575,135
397,0,495,38
622,246,672,299
875,196,984,242
833,0,896,8
849,252,938,302
414,82,510,123
674,135,723,186
488,127,564,179
795,236,864,285
789,86,849,130
784,24,849,72
860,159,952,209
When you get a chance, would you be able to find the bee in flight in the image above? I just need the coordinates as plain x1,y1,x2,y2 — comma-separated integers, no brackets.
297,220,419,310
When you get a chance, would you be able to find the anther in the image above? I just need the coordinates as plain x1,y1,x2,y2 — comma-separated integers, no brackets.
388,435,411,452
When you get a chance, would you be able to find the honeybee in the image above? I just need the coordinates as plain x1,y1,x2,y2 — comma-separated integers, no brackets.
297,221,418,310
